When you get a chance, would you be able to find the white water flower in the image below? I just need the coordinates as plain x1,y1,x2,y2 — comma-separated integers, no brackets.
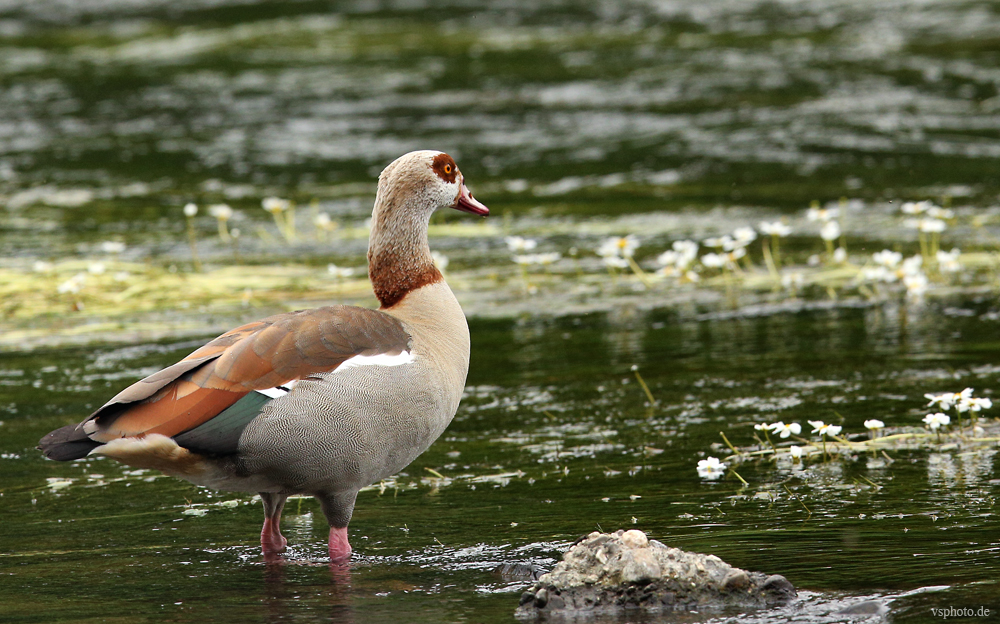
514,252,561,265
944,388,974,410
183,202,198,217
262,197,291,214
672,240,700,262
936,248,961,273
327,264,355,278
807,206,839,222
833,247,847,264
924,392,950,410
963,397,992,412
925,389,969,411
208,204,233,220
759,221,792,237
702,235,733,250
314,212,336,230
505,236,538,253
598,235,639,259
659,240,700,272
808,420,842,437
33,261,54,273
820,221,841,241
99,241,126,254
904,272,928,297
701,252,727,268
901,201,930,215
754,423,770,432
864,419,884,431
901,255,923,276
781,272,804,290
926,206,954,220
87,262,106,275
696,456,727,480
918,218,946,233
657,250,679,267
950,388,989,413
769,422,801,439
872,250,902,268
923,412,950,430
859,266,895,284
656,265,679,279
57,273,87,294
732,226,757,246
789,445,803,459
602,255,629,269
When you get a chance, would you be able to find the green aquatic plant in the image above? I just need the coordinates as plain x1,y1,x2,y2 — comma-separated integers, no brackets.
629,365,655,408
700,386,998,487
5,193,1000,351
759,220,791,280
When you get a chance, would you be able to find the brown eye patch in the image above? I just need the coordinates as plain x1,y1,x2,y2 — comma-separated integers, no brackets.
432,153,458,183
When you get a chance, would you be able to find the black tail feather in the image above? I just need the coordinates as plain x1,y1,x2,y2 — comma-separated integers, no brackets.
38,423,101,461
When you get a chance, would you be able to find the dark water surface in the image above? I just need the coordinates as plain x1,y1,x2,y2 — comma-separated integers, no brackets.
2,0,1000,622
3,0,1000,259
2,303,1000,622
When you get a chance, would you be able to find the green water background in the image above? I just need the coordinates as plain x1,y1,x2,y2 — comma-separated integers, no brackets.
2,1,1000,622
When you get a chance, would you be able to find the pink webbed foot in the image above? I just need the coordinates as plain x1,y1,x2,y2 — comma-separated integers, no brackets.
328,527,352,564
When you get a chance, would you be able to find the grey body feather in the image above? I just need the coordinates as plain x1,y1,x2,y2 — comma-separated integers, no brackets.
196,281,470,529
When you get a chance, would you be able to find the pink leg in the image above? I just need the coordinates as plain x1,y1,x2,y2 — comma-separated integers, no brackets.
261,517,288,553
260,492,288,560
328,527,352,564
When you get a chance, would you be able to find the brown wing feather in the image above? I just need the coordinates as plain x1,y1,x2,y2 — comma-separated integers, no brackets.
96,320,270,410
82,306,410,443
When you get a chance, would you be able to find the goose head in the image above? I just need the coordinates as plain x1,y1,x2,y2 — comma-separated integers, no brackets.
368,151,488,307
374,150,487,223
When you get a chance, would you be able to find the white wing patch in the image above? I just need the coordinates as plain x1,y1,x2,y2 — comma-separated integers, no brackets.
254,352,413,397
336,350,415,373
256,379,298,399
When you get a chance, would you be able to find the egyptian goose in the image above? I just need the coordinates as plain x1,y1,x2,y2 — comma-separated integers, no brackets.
39,150,488,563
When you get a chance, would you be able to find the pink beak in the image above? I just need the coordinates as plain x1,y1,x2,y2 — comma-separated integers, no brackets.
453,180,489,216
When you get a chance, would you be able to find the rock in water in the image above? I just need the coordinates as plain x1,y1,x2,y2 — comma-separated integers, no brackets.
516,530,795,618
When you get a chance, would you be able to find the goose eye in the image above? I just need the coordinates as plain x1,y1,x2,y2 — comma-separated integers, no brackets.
444,164,452,175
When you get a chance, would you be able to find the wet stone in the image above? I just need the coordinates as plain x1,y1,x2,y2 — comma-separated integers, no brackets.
619,529,648,549
515,529,795,619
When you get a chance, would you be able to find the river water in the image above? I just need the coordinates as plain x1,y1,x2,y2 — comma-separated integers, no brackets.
1,1,999,622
